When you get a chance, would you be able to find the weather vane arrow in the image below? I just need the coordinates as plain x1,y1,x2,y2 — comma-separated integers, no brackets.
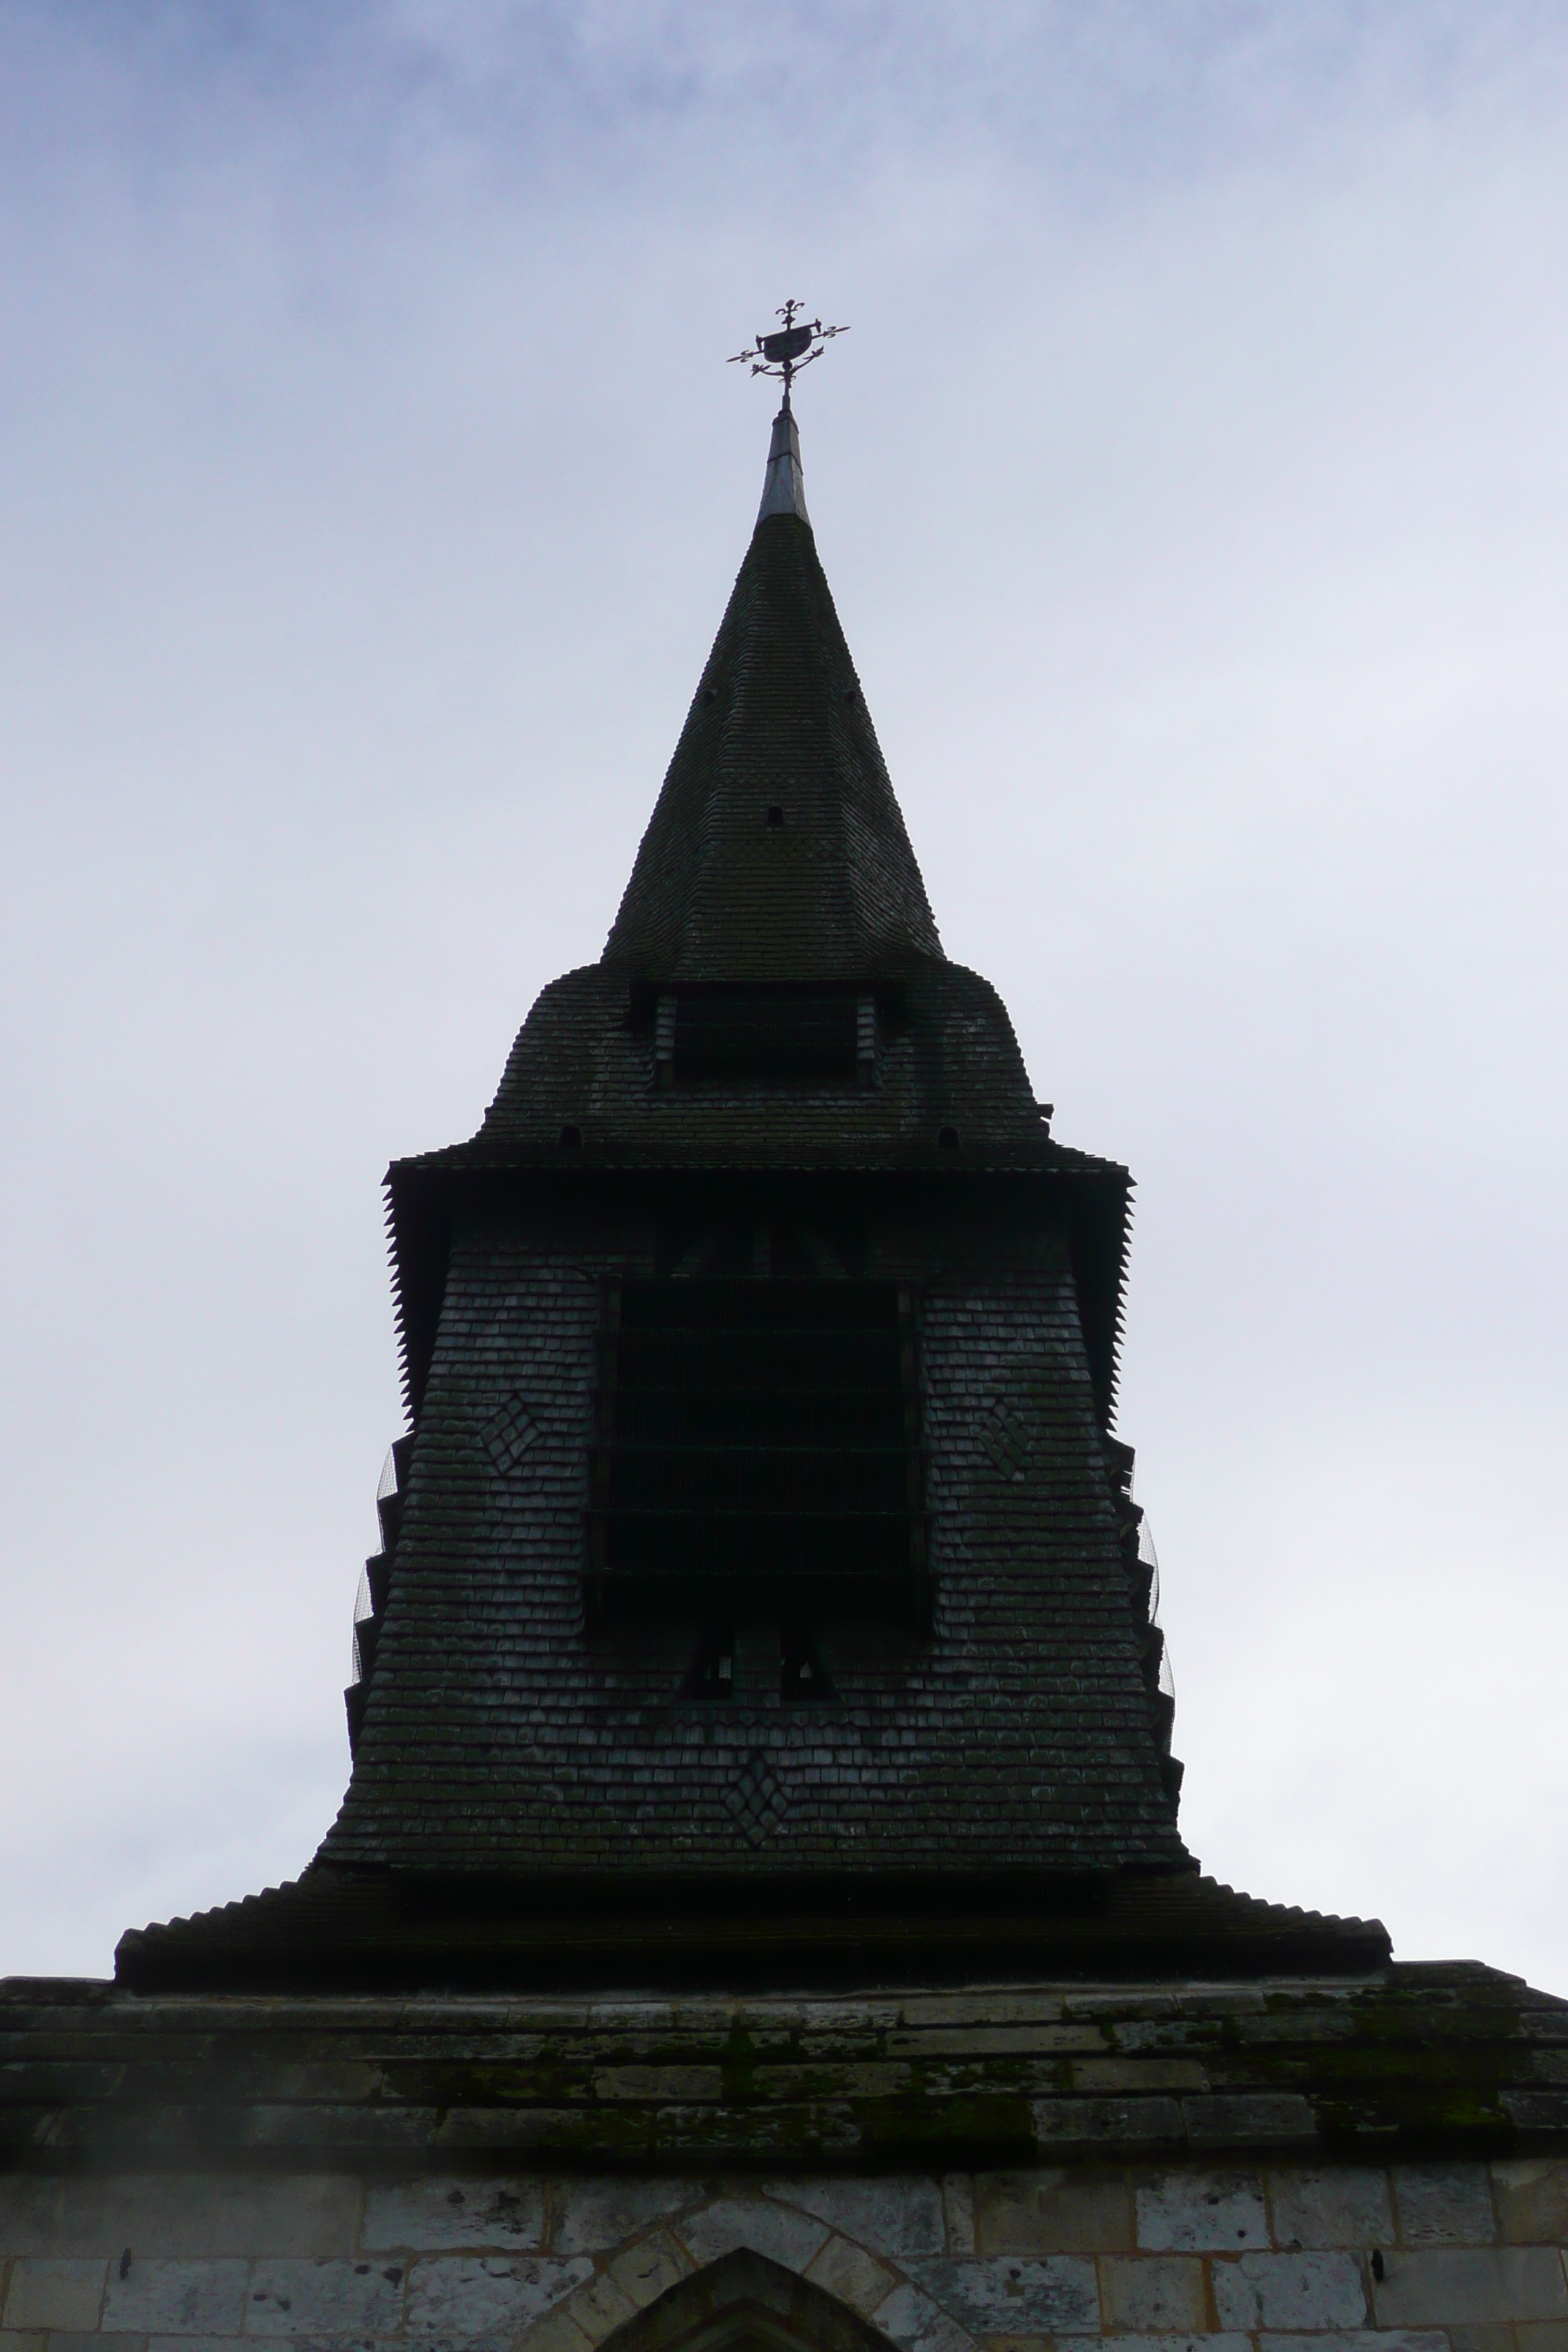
728,299,848,410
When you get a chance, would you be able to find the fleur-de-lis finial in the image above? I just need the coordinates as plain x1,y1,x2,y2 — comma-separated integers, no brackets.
728,299,848,411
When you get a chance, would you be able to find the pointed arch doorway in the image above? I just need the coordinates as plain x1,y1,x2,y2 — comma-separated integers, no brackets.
598,2249,902,2352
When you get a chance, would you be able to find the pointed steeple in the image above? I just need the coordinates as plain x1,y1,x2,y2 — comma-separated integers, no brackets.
603,410,941,984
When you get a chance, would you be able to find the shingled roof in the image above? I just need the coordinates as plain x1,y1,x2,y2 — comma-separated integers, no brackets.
603,415,941,983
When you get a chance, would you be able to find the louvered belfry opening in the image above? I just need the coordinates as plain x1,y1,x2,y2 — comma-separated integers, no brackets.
653,988,875,1088
586,1277,927,1623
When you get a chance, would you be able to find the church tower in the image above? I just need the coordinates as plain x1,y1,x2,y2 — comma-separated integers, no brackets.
119,341,1379,1989
5,332,1565,2352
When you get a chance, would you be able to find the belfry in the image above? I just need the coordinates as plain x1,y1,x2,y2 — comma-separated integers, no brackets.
4,324,1565,2352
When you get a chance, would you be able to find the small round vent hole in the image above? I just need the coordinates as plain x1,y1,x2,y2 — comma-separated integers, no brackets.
559,1123,582,1150
938,1126,960,1150
765,804,785,829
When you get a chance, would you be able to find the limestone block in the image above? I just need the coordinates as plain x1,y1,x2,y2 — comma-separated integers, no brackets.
1090,2333,1251,2352
1375,2250,1568,2325
1098,2253,1206,2332
1257,2334,1449,2352
404,2254,592,2337
973,2169,1133,2254
1267,2167,1393,2250
23,2339,144,2352
247,2256,407,2334
763,2179,946,2257
516,2302,598,2352
145,2339,248,2352
1393,2165,1498,2246
0,2334,48,2352
102,2259,249,2334
678,2199,829,2272
804,2235,899,2317
1446,2326,1520,2352
589,2068,723,2103
12,2174,357,2261
899,1997,1065,2027
33,2337,146,2352
1494,2161,1568,2245
606,2233,694,2312
551,2270,638,2344
0,2182,64,2257
1182,2095,1316,2146
1071,2058,1210,2094
1136,2174,1267,2253
903,2255,1099,2334
941,2179,976,2255
1104,2333,1251,2352
888,2027,1097,2056
555,2182,699,2258
1517,2326,1568,2352
1034,2095,1184,2152
3,2258,107,2331
362,2178,546,2252
869,2280,973,2352
1212,2250,1367,2330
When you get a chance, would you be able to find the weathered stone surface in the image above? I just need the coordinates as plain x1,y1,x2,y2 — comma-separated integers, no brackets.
246,2255,405,2334
101,2260,249,2335
404,2254,591,2337
804,2234,899,2317
1495,2160,1568,2244
34,2336,146,2352
1257,2335,1447,2352
606,2233,694,2312
1445,2325,1519,2352
362,2178,546,2252
551,2268,638,2343
869,2279,973,2352
1374,2247,1568,2325
1183,2095,1316,2146
2,2258,107,2331
940,2178,974,2256
679,2200,829,2272
1267,2166,1393,2250
556,2182,698,2258
973,2169,1133,2254
1088,2340,1248,2352
7,1970,1568,2171
1033,2096,1184,2151
903,2255,1098,2334
1135,2172,1267,2252
1516,2324,1568,2352
764,2180,946,2258
1097,2253,1205,2331
1211,2250,1366,2329
1393,2164,1498,2246
144,2340,247,2352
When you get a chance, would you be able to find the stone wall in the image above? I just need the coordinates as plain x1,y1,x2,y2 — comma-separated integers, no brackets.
4,2160,1566,2352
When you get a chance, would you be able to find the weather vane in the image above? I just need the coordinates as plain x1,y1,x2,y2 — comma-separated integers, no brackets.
728,300,848,410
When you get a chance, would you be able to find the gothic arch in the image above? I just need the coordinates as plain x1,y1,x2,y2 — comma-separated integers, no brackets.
598,2249,901,2352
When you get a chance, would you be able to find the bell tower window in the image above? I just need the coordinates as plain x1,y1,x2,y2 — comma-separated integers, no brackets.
586,1278,927,1626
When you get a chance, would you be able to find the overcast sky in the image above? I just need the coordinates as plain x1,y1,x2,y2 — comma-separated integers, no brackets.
1,0,1566,1990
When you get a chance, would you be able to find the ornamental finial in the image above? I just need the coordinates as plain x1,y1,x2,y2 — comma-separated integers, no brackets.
728,299,848,412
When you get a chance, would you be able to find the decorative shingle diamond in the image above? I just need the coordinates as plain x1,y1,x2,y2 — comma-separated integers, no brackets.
723,1751,789,1846
980,1395,1030,1481
483,1396,541,1477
